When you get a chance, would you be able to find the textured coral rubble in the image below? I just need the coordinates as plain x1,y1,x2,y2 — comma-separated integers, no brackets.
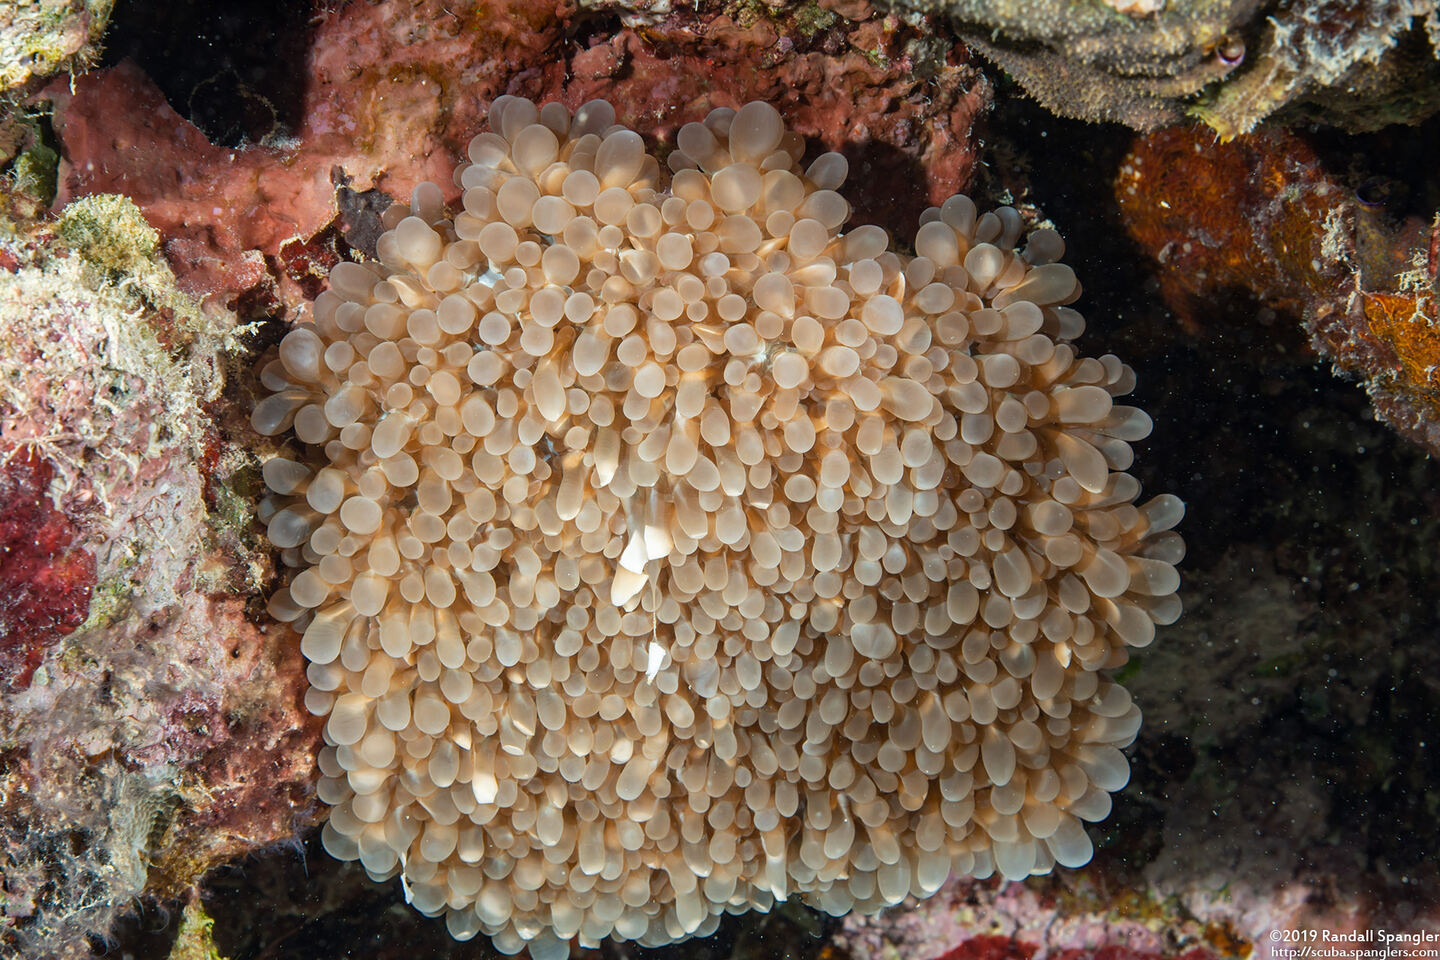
0,0,109,98
254,98,1184,956
890,0,1440,135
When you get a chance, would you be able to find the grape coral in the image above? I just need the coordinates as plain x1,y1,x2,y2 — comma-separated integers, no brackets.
253,97,1184,957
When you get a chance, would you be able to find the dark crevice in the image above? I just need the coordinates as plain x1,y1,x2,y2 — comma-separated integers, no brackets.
100,0,316,147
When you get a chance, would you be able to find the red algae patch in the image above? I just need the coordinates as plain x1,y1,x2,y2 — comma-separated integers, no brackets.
935,934,1037,960
49,60,331,300
0,449,95,691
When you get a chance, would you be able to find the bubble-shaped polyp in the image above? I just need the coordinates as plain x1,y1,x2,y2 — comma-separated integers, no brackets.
254,96,1185,956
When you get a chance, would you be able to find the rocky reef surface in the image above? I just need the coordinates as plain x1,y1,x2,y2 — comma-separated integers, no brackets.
889,0,1440,136
2,1,1439,959
0,189,324,956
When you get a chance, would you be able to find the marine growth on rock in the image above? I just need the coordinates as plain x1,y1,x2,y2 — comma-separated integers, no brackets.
253,97,1185,957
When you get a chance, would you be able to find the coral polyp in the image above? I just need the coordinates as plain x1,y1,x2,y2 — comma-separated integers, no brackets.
255,98,1183,955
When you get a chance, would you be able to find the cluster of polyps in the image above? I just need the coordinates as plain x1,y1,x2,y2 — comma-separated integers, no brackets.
253,97,1184,958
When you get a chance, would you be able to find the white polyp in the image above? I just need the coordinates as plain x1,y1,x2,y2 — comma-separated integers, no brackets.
805,152,848,190
262,457,311,496
596,129,646,188
728,101,785,162
329,261,378,300
711,164,763,212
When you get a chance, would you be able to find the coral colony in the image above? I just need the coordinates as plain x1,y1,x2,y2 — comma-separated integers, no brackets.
253,99,1184,957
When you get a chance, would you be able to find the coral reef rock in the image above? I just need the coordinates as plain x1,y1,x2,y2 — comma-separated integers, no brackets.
0,195,323,959
0,0,109,99
1116,124,1440,458
44,0,988,314
889,0,1440,135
